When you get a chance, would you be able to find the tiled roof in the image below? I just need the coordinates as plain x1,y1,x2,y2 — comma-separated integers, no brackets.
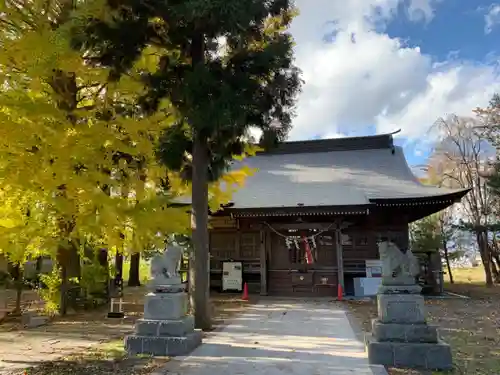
224,135,468,209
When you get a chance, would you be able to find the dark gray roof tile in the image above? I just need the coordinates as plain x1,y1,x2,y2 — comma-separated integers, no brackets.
226,145,465,209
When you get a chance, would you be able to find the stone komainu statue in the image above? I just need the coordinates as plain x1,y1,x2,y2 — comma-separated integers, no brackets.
377,241,420,279
151,244,183,281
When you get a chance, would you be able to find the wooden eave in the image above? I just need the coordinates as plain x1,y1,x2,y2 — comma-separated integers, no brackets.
224,205,372,218
369,188,471,207
212,188,471,220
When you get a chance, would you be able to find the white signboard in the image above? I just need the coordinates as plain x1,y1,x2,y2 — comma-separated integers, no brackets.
222,262,243,291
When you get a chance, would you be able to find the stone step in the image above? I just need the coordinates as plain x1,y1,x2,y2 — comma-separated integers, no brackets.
371,319,438,343
365,333,453,371
125,330,202,357
135,316,195,337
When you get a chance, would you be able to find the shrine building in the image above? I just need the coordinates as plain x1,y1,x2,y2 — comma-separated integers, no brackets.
207,133,469,297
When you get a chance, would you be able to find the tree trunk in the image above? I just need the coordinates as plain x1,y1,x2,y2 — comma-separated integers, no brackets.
190,135,211,330
188,31,211,331
489,237,500,283
98,249,108,269
57,247,69,316
115,252,124,280
476,230,494,287
493,253,500,283
490,252,500,283
442,240,454,284
97,249,110,299
128,253,141,287
9,263,23,315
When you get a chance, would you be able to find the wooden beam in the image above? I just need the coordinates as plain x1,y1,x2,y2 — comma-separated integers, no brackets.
270,222,337,230
260,229,268,296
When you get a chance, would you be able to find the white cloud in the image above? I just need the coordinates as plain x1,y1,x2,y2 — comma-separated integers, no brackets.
484,4,500,34
322,131,348,139
289,0,500,142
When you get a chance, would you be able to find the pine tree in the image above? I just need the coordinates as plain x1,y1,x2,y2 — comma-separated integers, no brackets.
70,0,302,329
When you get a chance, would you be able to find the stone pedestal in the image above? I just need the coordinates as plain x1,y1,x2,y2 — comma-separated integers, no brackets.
125,285,202,357
366,284,453,371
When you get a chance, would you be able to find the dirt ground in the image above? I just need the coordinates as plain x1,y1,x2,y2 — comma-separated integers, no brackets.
0,287,252,375
347,279,500,375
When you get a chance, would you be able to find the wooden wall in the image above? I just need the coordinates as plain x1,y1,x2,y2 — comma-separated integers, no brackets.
208,217,261,292
266,229,338,297
208,215,409,296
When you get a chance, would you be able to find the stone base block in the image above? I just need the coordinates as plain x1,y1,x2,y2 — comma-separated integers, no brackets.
27,316,49,328
125,330,202,357
135,316,195,337
144,292,188,320
22,312,49,328
366,333,453,371
371,319,438,343
377,293,425,324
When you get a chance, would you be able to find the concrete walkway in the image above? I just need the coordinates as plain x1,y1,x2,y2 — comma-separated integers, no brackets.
156,299,387,375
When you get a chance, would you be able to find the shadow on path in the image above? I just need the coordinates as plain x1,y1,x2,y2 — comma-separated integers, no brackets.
157,300,387,375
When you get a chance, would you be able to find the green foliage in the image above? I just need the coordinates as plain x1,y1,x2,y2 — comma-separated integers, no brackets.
0,0,194,272
69,0,301,328
410,214,443,253
80,261,108,299
70,0,302,180
38,268,62,315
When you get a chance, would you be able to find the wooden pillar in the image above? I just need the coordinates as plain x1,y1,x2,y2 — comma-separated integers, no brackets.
235,230,241,259
260,228,268,296
335,219,351,295
335,228,344,293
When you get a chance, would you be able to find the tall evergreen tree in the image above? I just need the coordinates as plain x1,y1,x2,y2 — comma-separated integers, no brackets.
71,0,302,329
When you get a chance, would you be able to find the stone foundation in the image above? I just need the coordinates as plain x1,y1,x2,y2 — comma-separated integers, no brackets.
371,320,438,343
125,289,201,357
125,330,202,357
135,316,195,337
366,284,453,371
366,334,453,370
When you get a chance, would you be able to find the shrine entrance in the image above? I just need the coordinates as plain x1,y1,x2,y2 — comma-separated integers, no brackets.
266,225,340,297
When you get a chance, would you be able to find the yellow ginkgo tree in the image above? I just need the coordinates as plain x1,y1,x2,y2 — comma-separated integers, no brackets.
0,0,252,314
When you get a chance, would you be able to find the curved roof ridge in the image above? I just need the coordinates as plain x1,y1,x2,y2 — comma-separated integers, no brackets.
259,132,396,155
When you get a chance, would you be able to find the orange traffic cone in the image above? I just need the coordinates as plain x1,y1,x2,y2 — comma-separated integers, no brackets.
242,282,249,301
337,284,343,301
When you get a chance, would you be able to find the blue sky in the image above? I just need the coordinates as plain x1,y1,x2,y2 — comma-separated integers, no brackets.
287,0,500,169
386,1,498,61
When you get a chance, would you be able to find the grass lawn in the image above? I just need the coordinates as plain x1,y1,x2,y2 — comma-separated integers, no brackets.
347,268,500,375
